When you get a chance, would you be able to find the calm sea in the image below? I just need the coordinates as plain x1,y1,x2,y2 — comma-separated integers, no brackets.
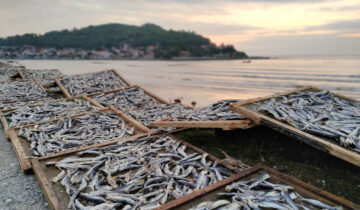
15,56,360,107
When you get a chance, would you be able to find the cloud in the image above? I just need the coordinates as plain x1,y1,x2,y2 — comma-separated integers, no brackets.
318,5,360,11
305,19,360,33
236,33,360,56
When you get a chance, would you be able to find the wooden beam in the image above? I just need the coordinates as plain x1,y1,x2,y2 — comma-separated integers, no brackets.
151,119,256,130
54,77,72,98
8,128,32,173
31,159,66,210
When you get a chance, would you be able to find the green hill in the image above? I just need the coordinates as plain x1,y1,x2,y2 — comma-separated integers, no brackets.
0,23,248,59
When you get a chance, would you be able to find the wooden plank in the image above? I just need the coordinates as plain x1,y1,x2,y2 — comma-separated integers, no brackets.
262,166,360,210
86,85,137,97
8,107,150,173
118,103,197,132
110,69,131,86
137,84,168,104
157,165,261,210
110,106,153,133
159,165,360,210
31,133,241,209
54,77,72,98
230,86,360,167
18,70,25,79
0,111,10,139
234,85,313,106
8,128,32,173
82,95,105,109
31,79,48,92
31,159,65,210
151,119,256,130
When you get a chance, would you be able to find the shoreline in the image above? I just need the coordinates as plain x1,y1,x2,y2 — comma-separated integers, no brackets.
1,56,271,61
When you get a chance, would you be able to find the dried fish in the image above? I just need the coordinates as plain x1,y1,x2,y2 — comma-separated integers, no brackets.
0,66,22,76
190,173,341,210
50,135,236,209
128,104,192,129
22,69,63,87
61,71,127,96
19,111,135,156
3,98,99,127
0,80,56,110
0,66,23,81
257,90,360,152
174,99,245,121
92,87,159,111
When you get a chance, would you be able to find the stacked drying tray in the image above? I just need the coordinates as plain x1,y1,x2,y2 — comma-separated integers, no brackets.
1,65,358,210
230,86,360,167
8,107,151,172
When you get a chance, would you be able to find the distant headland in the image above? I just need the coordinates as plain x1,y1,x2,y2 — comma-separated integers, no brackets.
0,23,252,60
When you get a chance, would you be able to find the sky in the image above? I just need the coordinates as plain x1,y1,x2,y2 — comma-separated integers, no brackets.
0,0,359,56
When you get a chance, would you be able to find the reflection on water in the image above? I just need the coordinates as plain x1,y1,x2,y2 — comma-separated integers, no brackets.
17,57,360,107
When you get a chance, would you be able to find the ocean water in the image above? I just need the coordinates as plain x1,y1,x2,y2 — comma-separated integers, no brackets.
16,56,360,107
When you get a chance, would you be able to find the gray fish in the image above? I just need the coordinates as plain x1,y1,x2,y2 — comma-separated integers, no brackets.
50,135,232,209
4,98,98,127
0,80,57,110
61,71,127,96
92,87,159,111
175,99,245,121
19,111,135,156
257,90,360,152
194,173,342,210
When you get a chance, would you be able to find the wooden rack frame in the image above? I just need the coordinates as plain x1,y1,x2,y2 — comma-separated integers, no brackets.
30,133,244,210
0,96,103,139
158,165,359,210
230,86,360,167
55,69,131,98
8,107,151,173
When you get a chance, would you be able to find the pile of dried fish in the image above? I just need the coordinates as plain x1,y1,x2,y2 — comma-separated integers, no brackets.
19,111,135,156
3,99,99,127
0,80,55,110
174,100,245,121
49,135,234,209
0,66,22,81
0,66,22,76
257,90,360,152
92,87,159,111
22,69,63,86
61,71,127,96
128,104,192,128
190,173,341,210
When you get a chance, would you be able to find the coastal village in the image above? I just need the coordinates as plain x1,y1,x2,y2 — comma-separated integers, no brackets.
0,44,161,59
